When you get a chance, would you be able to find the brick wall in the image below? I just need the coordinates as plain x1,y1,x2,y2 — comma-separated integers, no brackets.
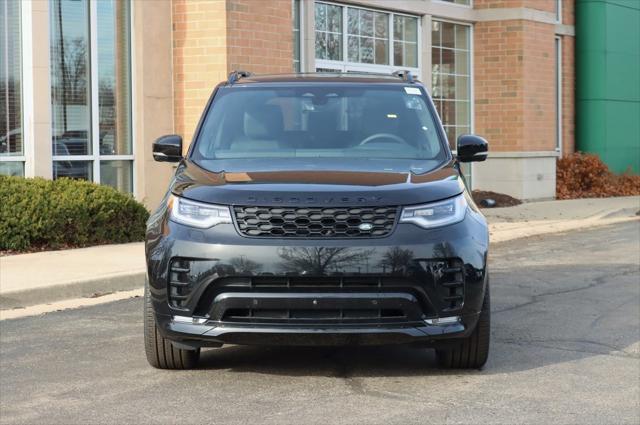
172,0,293,150
474,0,526,9
173,0,228,148
474,1,575,154
475,0,557,13
522,20,556,152
562,0,574,25
226,0,293,74
474,20,526,151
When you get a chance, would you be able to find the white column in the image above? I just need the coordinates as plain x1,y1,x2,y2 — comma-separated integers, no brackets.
22,0,52,178
302,0,315,72
419,14,432,91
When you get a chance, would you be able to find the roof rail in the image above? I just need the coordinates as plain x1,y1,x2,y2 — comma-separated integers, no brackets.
392,70,414,83
228,70,253,84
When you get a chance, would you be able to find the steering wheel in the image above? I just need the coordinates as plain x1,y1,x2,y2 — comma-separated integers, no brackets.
358,133,409,146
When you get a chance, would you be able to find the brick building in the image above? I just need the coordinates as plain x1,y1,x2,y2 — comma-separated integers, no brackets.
0,0,616,208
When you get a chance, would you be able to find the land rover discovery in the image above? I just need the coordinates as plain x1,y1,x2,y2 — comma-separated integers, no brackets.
144,71,490,370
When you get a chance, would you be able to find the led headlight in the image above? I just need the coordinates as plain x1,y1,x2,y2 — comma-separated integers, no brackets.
400,194,467,229
169,195,232,229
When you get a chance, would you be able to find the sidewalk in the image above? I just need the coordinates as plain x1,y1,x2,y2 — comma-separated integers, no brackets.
0,243,146,309
483,196,639,242
1,196,638,310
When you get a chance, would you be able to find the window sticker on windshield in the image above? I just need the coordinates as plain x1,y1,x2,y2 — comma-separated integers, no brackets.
404,87,421,95
405,97,423,110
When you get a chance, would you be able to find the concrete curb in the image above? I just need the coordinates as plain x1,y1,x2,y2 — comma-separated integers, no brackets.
0,271,146,310
489,216,639,243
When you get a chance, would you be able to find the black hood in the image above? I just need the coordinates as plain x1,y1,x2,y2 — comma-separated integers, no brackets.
171,158,465,207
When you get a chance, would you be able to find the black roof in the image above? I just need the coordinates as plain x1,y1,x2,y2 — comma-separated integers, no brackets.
226,71,420,86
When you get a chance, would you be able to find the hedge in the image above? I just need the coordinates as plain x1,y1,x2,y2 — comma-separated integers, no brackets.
0,176,149,252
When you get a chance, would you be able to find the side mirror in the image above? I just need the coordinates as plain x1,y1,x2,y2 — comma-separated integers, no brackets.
457,134,488,163
153,135,183,162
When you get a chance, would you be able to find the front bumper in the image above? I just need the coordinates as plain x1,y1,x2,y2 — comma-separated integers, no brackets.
160,312,480,348
146,211,489,347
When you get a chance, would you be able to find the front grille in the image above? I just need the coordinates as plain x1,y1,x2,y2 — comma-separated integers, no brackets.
222,308,407,323
193,275,435,323
233,205,398,238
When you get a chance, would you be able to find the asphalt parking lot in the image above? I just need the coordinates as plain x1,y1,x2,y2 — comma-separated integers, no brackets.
1,221,639,424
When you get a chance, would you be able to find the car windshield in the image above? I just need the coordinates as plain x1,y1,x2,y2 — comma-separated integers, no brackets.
192,84,447,162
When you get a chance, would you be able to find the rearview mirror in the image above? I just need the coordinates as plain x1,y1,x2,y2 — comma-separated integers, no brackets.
457,134,488,163
153,135,183,163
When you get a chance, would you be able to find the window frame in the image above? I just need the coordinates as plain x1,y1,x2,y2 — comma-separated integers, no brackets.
293,0,304,72
50,0,135,192
433,0,473,8
314,1,421,75
555,36,562,154
0,0,25,176
430,18,474,149
430,18,474,187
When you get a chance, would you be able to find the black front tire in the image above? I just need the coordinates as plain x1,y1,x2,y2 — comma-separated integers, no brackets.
436,281,490,369
144,279,200,369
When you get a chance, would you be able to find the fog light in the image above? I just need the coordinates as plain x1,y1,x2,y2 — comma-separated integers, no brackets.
174,315,207,324
425,316,460,326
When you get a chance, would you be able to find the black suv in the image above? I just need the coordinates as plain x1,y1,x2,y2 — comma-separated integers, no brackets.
145,71,490,370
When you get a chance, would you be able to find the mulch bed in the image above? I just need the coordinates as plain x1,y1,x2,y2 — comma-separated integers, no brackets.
472,190,522,208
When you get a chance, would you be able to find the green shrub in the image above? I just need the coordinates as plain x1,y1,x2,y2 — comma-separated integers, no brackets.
0,176,149,252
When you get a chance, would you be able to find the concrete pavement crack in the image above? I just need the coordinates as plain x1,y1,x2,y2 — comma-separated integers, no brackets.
493,268,637,315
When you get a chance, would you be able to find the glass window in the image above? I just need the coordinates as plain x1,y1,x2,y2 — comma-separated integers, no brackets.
0,161,24,177
439,0,471,5
315,2,342,61
50,0,91,157
1,0,24,176
97,0,132,157
555,37,562,152
100,160,133,192
293,0,301,72
193,85,446,164
314,3,419,72
50,0,133,192
393,15,418,68
347,8,388,65
53,160,92,180
432,20,471,149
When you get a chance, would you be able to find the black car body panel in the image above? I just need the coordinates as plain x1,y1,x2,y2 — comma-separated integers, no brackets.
172,158,465,208
145,73,489,349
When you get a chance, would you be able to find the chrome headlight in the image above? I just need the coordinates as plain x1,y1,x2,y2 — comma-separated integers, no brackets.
400,194,467,229
169,195,232,228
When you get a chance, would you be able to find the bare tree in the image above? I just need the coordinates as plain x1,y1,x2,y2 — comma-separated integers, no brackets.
229,256,263,275
65,38,88,104
277,247,373,275
378,247,414,274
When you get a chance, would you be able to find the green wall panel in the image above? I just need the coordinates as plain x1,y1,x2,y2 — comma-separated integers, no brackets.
576,0,640,173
